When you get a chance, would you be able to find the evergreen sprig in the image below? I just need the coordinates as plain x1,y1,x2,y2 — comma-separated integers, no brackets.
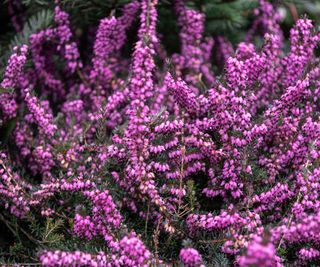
0,9,53,71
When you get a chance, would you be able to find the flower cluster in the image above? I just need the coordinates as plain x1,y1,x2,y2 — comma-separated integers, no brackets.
179,248,204,267
236,236,283,267
0,45,28,119
39,250,109,267
118,233,151,267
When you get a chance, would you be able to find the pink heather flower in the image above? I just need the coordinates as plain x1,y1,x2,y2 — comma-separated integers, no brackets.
1,45,28,89
214,36,234,67
298,247,320,261
187,210,247,234
73,214,97,240
281,18,318,88
90,1,139,83
8,0,25,32
179,248,204,267
39,250,109,266
0,45,28,119
54,5,82,73
128,0,158,102
24,87,57,137
29,3,81,100
174,0,205,71
237,236,283,267
246,0,283,42
0,152,31,218
119,233,151,267
164,72,199,116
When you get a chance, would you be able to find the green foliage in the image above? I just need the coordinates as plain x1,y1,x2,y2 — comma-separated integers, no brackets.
184,0,258,43
211,252,230,267
0,118,17,146
10,8,52,48
22,0,51,6
0,87,14,94
61,0,131,25
157,2,181,54
41,218,65,245
186,180,197,211
0,9,53,71
204,1,257,35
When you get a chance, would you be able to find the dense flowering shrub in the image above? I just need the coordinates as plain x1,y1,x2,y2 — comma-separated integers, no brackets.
0,0,319,266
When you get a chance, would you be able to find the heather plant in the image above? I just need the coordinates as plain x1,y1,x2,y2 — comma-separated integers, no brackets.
0,0,320,266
